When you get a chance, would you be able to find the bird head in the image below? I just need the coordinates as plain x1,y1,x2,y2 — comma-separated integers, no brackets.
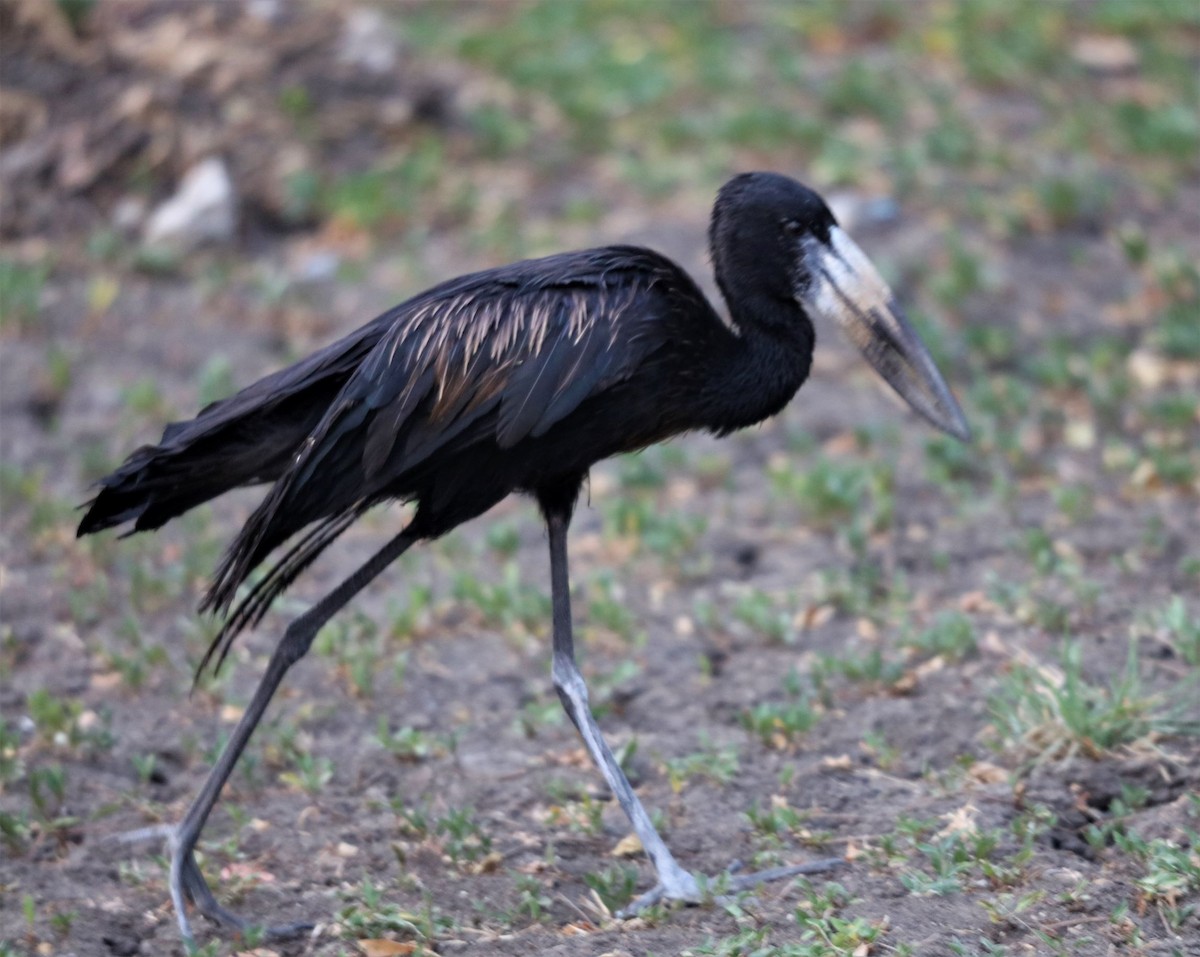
712,172,970,442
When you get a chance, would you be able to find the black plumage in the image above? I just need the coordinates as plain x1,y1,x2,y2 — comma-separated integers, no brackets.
79,172,968,945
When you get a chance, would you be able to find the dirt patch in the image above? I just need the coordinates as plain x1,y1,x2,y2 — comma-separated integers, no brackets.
1,0,454,242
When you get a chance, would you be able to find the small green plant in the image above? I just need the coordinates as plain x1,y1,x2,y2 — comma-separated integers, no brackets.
195,355,235,406
732,588,796,645
793,881,885,954
0,717,24,785
485,520,521,557
664,739,740,792
0,809,29,854
745,799,831,851
741,697,820,750
28,764,78,841
986,640,1189,762
314,610,385,698
452,562,551,635
337,878,448,940
0,258,48,332
907,610,977,661
375,719,449,762
1154,255,1200,360
547,791,605,836
131,752,158,785
583,863,639,913
1134,834,1200,927
435,806,492,864
813,645,907,692
511,872,553,923
601,494,707,561
925,433,987,487
278,752,333,796
1153,595,1200,664
769,455,893,534
861,730,901,771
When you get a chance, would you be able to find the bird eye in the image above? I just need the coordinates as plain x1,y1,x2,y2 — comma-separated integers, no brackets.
783,220,804,237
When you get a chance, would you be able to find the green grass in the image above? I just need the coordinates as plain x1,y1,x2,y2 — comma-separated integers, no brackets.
337,879,450,945
905,610,978,661
663,738,740,792
0,257,48,332
1151,596,1200,665
742,695,821,750
987,640,1195,763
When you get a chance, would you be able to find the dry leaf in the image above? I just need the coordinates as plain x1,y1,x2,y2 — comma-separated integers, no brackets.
468,851,503,874
967,761,1008,785
611,833,643,857
936,803,979,839
798,604,835,630
821,754,854,771
891,670,918,695
958,591,997,615
1071,34,1139,73
90,671,122,691
822,431,859,456
906,523,930,542
220,862,275,884
358,942,417,957
981,630,1007,656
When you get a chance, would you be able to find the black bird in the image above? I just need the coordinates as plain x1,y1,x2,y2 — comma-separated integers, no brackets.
79,172,969,945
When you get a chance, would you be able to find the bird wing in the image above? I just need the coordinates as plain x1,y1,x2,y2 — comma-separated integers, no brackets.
291,249,676,494
203,247,687,620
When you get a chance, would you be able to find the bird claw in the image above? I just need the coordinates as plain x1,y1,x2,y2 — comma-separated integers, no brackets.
615,856,844,919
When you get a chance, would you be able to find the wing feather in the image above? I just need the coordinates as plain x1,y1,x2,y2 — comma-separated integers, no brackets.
202,248,689,634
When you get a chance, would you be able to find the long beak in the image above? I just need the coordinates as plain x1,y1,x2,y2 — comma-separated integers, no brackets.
798,226,971,442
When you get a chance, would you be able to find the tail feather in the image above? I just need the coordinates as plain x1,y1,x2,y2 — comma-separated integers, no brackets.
77,314,393,539
196,507,364,679
77,429,305,538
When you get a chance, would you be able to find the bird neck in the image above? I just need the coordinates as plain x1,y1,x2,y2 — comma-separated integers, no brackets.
704,300,814,433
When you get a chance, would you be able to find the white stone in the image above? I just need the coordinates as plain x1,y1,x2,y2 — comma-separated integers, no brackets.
143,157,237,251
112,196,146,233
338,8,399,75
246,0,283,23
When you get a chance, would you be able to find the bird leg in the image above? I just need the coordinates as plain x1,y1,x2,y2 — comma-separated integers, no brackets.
544,509,701,904
543,510,843,918
166,531,415,950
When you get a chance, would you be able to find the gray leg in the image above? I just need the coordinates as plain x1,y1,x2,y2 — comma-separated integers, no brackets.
544,510,844,917
544,510,700,907
168,531,415,950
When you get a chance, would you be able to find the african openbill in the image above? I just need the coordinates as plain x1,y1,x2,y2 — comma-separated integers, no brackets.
79,172,970,945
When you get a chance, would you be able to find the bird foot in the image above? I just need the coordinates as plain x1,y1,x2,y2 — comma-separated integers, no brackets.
616,856,844,919
169,833,314,950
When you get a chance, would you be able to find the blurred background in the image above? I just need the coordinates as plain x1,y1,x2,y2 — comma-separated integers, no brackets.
2,2,1198,955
